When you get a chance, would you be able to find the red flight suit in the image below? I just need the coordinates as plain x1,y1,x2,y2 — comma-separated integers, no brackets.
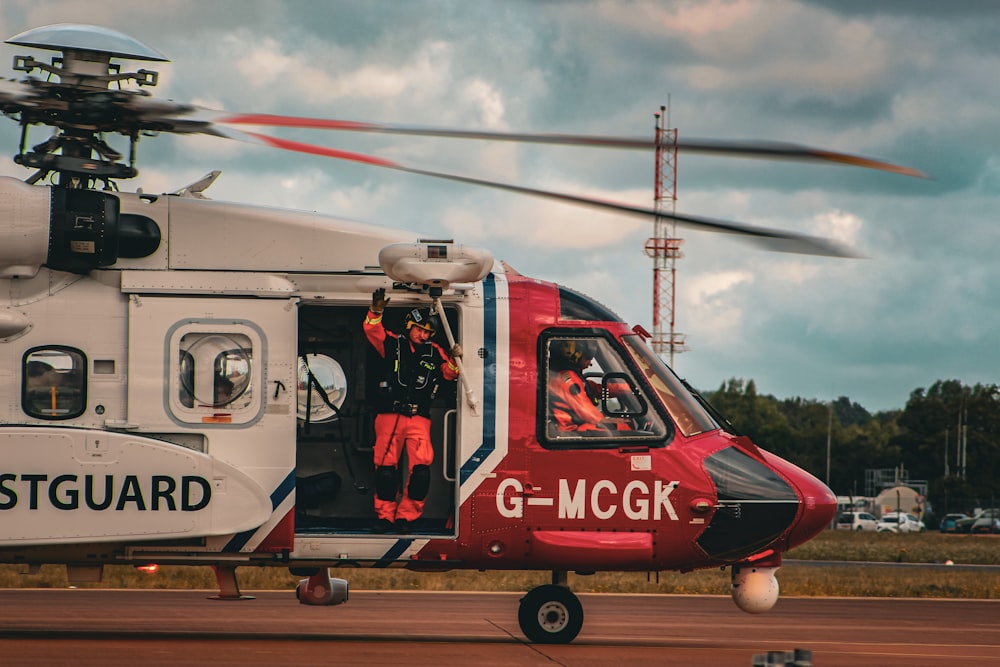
548,369,606,432
364,309,459,522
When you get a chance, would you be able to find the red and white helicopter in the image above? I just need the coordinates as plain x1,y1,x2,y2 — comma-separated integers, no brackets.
0,24,922,644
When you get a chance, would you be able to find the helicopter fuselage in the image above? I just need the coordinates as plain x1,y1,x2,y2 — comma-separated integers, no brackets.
0,176,836,638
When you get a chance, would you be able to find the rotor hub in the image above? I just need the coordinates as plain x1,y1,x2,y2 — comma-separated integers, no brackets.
4,24,168,187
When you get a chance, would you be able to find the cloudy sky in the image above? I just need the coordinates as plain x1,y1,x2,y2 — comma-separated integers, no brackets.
1,1,997,413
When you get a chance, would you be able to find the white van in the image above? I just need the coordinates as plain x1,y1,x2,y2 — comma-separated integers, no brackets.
836,511,878,531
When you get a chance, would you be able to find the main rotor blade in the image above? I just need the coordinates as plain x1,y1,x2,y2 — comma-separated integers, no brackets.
0,78,37,106
210,126,858,258
216,112,926,178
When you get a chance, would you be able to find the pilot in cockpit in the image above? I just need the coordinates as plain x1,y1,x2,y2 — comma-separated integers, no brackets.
547,339,615,434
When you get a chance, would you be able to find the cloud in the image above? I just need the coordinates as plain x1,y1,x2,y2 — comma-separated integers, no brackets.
683,269,754,345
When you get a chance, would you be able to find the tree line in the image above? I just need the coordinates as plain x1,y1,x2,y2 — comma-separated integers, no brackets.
703,378,1000,517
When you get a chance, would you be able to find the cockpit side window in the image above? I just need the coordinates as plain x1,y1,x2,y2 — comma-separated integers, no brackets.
622,335,718,437
22,346,87,420
540,332,670,448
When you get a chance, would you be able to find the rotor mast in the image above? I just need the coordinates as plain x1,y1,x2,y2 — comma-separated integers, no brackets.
645,104,687,365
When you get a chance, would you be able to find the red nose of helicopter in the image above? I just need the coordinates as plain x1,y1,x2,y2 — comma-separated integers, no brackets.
764,451,838,549
781,460,837,549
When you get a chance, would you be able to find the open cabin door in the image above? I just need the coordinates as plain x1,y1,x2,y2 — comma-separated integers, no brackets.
294,303,459,536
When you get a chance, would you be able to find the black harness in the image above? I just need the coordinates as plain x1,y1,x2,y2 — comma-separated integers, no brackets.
375,334,442,418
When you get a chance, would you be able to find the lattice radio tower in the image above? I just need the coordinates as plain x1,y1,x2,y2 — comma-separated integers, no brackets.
644,104,687,365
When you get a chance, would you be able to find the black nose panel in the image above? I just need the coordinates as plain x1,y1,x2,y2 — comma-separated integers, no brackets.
697,446,798,561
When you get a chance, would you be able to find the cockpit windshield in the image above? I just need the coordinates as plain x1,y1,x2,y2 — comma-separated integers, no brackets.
622,335,719,437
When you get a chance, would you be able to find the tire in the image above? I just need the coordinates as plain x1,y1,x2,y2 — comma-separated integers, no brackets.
517,584,584,644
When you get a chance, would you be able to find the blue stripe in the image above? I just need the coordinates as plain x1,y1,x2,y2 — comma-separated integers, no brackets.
373,538,415,567
222,469,296,553
461,274,498,485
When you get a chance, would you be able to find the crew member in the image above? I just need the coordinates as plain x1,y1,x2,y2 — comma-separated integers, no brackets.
548,339,610,433
364,288,461,534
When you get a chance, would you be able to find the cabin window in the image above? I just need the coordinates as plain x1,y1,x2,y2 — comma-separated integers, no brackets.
168,327,262,425
22,346,87,420
297,353,348,423
177,333,252,409
541,334,669,447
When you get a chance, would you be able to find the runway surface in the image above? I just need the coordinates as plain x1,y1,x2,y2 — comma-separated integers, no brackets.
0,589,997,666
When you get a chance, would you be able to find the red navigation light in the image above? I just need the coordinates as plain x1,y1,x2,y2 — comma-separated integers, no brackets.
747,549,775,563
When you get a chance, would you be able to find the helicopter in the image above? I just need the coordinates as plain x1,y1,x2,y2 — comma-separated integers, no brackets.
0,23,923,644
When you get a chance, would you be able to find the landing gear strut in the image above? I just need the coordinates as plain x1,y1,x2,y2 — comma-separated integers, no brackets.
209,565,255,600
517,570,584,644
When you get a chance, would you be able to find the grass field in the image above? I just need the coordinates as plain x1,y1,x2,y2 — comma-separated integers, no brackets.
2,531,998,599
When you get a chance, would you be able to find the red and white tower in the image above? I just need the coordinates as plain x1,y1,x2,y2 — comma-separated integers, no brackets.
644,105,687,365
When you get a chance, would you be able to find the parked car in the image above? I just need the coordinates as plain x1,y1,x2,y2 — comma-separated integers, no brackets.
955,509,1000,534
836,511,878,531
876,512,925,533
970,509,1000,534
955,515,975,533
939,513,969,533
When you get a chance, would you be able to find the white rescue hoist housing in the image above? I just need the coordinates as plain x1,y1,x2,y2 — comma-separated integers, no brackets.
378,241,493,289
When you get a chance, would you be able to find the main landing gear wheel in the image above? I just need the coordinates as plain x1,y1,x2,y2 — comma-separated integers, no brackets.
517,584,584,644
